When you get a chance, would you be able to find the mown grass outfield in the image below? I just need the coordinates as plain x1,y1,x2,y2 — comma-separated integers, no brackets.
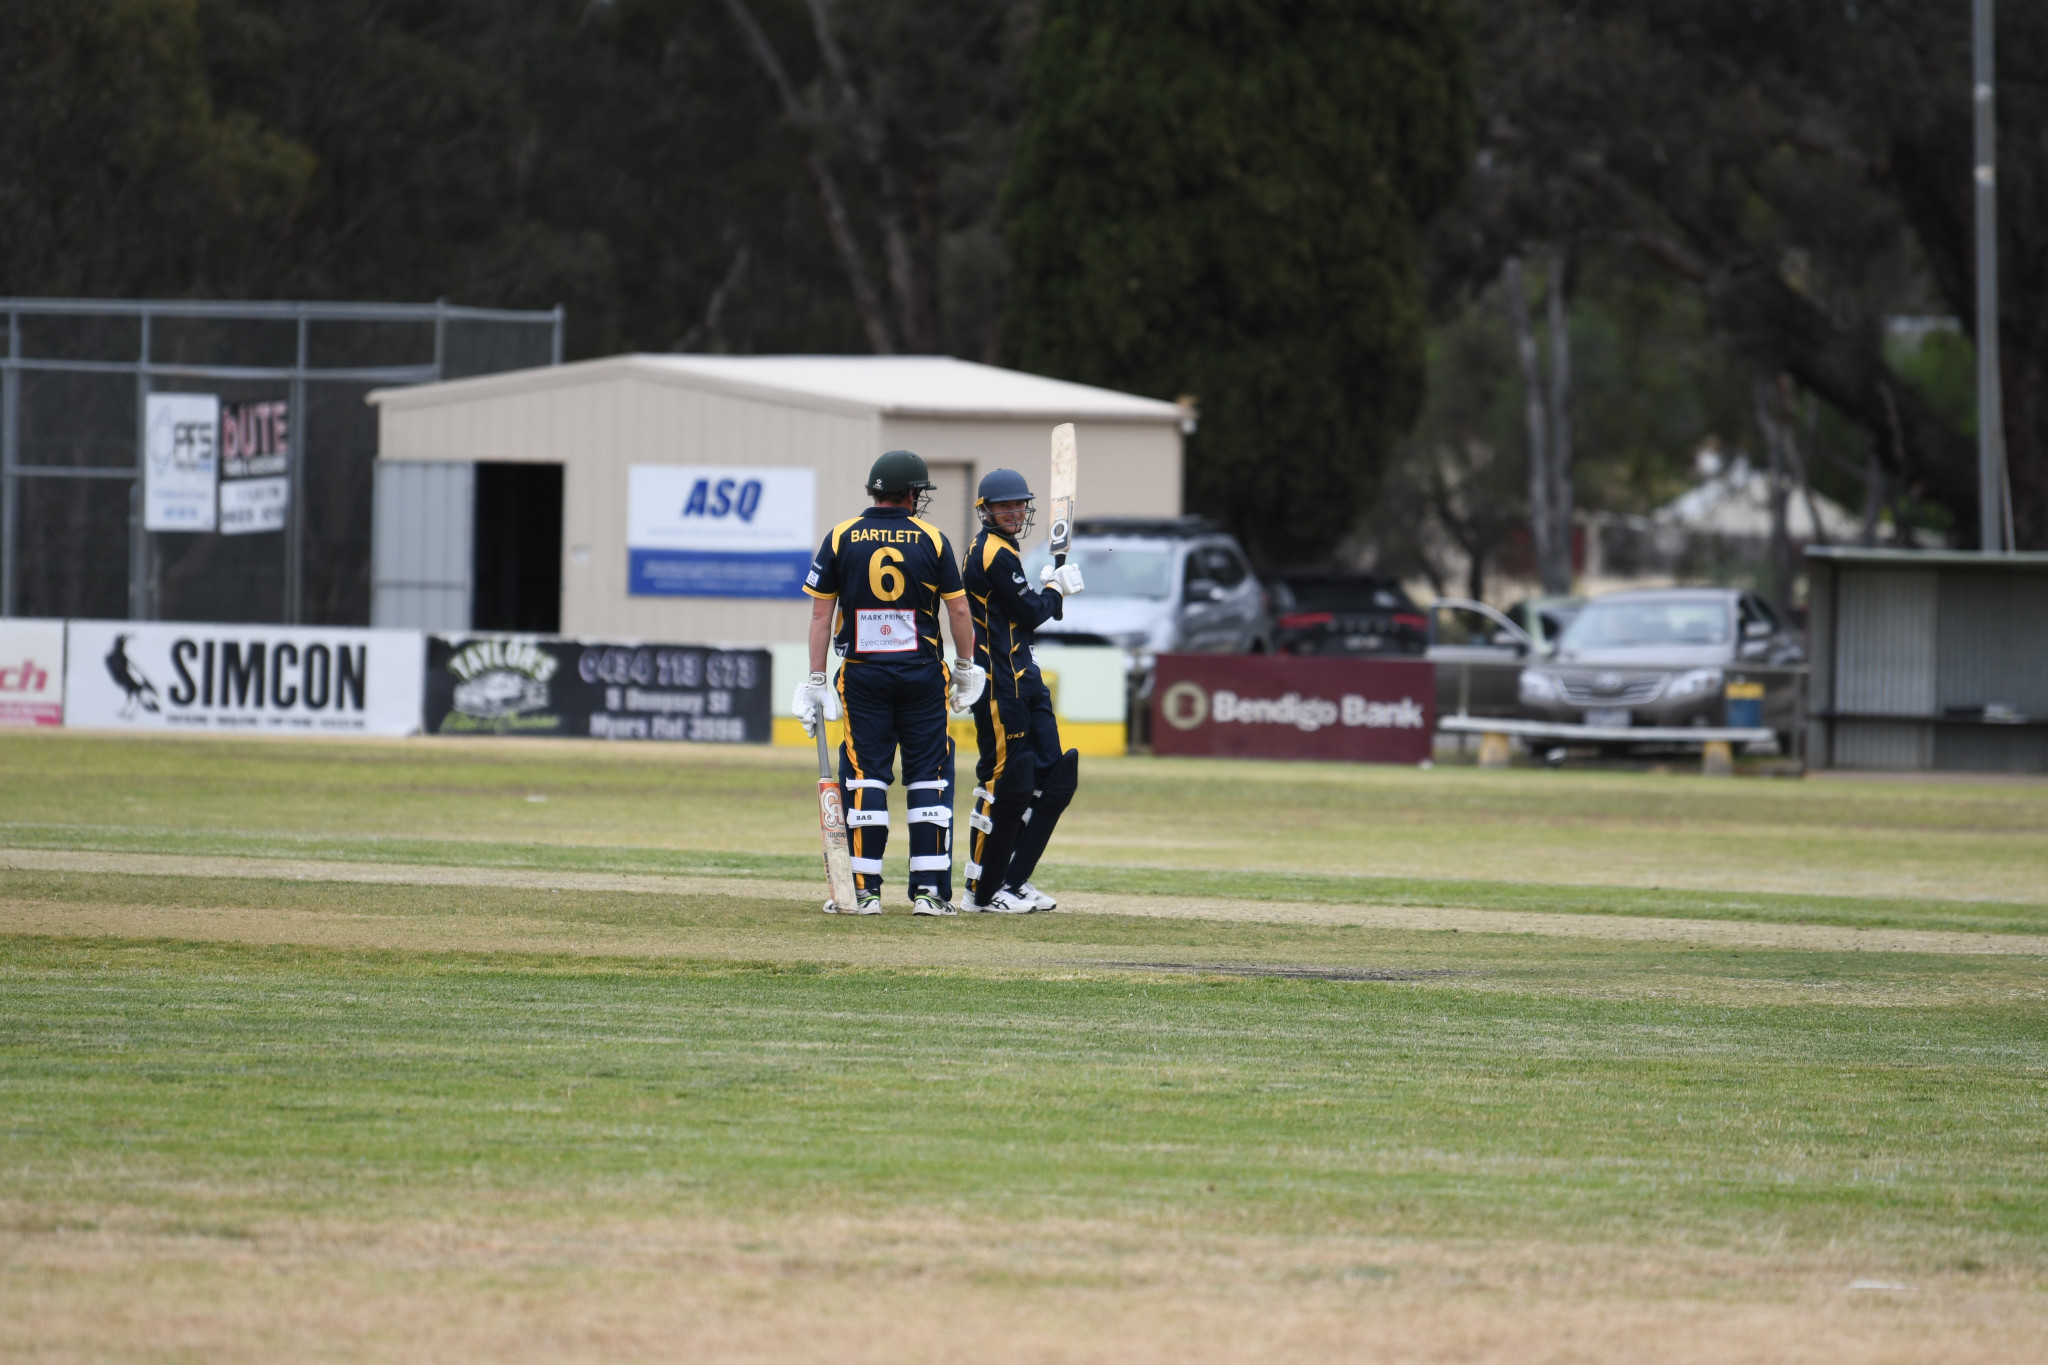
2,732,2045,1362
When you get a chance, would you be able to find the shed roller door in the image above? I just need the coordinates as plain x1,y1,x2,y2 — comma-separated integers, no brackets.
371,460,473,631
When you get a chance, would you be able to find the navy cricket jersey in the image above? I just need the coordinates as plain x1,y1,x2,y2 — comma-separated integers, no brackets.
803,505,965,667
964,527,1062,700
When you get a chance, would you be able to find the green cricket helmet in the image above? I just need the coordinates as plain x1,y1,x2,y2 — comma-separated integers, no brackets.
866,449,936,515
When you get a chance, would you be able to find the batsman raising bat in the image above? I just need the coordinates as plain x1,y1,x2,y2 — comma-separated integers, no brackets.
962,444,1085,913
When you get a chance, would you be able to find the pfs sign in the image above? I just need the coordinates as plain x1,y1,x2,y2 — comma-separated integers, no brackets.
144,393,219,532
627,465,815,599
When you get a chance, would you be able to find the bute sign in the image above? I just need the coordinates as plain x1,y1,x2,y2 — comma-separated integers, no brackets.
1149,655,1433,763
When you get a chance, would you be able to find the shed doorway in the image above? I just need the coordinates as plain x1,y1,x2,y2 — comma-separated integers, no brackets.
472,462,562,633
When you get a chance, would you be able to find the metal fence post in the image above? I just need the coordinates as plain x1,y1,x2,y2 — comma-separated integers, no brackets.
287,311,308,623
2,310,18,616
130,310,152,620
551,304,565,366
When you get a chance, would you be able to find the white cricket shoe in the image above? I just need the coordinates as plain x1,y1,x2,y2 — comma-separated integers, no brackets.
825,892,883,915
912,894,959,916
1013,882,1057,911
976,887,1036,915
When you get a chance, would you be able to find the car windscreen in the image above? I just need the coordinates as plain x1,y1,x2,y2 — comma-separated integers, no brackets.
1559,598,1730,649
1280,577,1414,612
1021,543,1174,599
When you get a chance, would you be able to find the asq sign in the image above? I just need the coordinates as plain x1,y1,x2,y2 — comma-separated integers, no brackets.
627,465,815,599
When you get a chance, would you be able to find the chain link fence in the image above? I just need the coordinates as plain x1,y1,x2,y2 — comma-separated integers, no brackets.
2,299,561,626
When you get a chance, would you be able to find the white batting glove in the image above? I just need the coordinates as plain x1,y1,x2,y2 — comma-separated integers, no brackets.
948,658,986,712
792,671,831,737
1040,563,1085,596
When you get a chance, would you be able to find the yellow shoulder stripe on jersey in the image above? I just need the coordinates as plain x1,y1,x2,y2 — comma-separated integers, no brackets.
829,516,861,554
908,516,946,556
981,535,1010,570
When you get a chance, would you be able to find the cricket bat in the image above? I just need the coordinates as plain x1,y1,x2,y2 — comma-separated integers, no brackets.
815,721,859,912
1048,422,1077,619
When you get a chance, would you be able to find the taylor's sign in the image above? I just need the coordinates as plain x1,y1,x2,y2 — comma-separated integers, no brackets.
626,465,815,598
424,635,771,743
63,621,424,735
0,619,66,727
143,393,219,532
1149,656,1433,763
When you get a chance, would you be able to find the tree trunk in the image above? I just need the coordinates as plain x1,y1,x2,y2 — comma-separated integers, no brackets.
1503,256,1552,592
1754,377,1794,619
718,0,897,354
1543,250,1575,595
1794,389,1830,549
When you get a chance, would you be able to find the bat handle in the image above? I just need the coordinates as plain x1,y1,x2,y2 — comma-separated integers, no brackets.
1051,551,1066,620
814,714,835,781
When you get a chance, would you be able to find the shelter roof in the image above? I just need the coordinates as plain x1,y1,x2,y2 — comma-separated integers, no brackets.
369,353,1184,423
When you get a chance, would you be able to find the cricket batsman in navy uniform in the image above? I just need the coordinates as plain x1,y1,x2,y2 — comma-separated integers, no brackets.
962,469,1085,913
793,450,985,916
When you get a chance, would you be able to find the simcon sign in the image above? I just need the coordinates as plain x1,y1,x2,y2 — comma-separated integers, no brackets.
1149,655,1433,763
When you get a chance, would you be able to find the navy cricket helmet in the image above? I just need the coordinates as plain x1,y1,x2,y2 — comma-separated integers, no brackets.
975,468,1036,536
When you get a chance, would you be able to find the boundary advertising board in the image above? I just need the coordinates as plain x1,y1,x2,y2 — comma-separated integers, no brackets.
63,621,424,736
626,465,815,599
0,619,66,727
425,635,772,743
1149,655,1433,763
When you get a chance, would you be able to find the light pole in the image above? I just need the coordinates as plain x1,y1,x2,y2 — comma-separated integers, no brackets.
1973,0,2007,553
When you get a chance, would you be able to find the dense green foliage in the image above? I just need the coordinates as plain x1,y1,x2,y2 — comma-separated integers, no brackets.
8,1,2044,557
1002,1,1472,565
0,0,315,297
1,0,1027,359
1452,0,2048,549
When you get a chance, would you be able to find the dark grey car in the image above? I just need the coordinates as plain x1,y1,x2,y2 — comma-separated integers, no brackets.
1516,588,1804,747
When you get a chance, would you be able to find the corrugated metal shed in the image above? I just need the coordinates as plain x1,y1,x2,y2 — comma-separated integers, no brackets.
367,355,1185,642
1807,547,2048,772
370,461,472,629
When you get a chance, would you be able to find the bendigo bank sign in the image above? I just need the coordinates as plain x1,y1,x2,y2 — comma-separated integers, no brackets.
1149,655,1433,763
62,622,424,735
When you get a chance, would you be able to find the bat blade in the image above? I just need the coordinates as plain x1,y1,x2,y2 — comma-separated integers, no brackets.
1048,422,1077,566
815,724,859,912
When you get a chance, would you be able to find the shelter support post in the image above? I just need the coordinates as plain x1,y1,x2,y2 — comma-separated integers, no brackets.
129,311,151,621
2,309,17,616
